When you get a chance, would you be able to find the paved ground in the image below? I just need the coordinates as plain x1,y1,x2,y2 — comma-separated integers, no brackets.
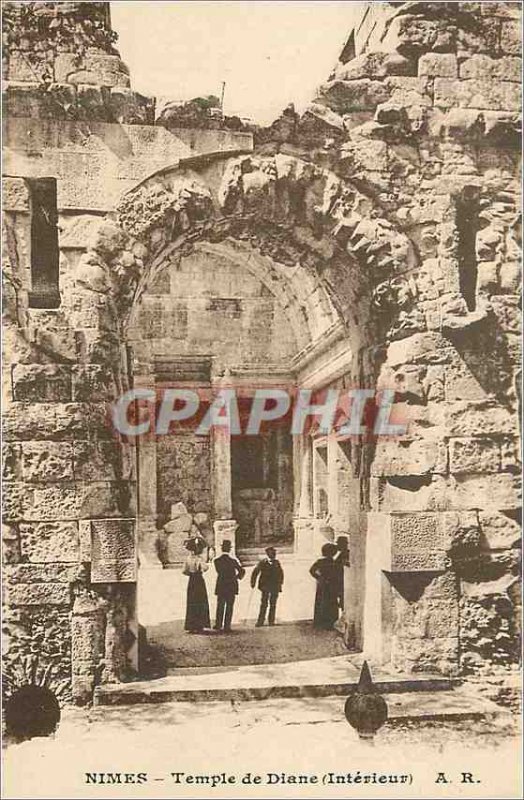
3,696,521,799
146,620,344,671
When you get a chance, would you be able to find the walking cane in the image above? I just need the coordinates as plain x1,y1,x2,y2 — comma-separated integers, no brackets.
243,582,257,625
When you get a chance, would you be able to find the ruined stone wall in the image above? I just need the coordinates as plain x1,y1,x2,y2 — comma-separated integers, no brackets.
306,0,521,673
2,1,253,702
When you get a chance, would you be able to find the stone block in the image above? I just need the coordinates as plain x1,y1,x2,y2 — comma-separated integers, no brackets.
391,511,446,551
391,634,458,675
445,401,518,437
489,296,521,333
499,262,521,293
72,365,115,402
2,442,21,481
2,482,32,522
316,79,390,113
477,261,498,292
445,361,489,403
169,502,189,519
67,292,115,330
90,518,136,583
4,582,71,606
5,51,40,82
71,600,106,664
372,439,447,477
165,534,189,564
335,51,414,81
78,519,93,562
3,83,48,119
385,76,432,107
27,317,77,363
459,54,521,82
19,521,80,563
393,595,458,639
442,510,481,553
108,88,154,125
385,13,458,55
58,214,103,249
54,53,82,83
448,437,500,474
164,514,192,535
392,547,447,571
44,83,78,118
26,481,121,521
386,333,454,368
75,84,110,121
2,522,21,565
4,563,79,583
480,3,521,19
21,441,74,482
375,474,448,513
23,483,82,520
500,19,521,54
66,66,128,89
371,510,448,572
478,512,520,550
500,438,520,472
433,78,521,111
72,440,119,482
3,402,109,442
11,364,72,402
449,473,521,511
418,53,458,78
3,177,30,211
55,403,113,440
84,54,130,78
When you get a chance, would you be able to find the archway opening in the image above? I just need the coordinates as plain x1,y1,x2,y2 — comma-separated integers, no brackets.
129,238,357,672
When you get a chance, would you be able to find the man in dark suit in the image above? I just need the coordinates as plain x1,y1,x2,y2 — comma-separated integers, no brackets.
213,539,245,632
250,547,284,627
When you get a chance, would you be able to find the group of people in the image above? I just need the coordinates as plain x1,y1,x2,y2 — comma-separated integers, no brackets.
182,534,349,634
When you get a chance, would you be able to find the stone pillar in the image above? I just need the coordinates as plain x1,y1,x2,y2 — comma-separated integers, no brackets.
212,428,232,519
71,591,106,705
293,436,318,556
298,436,313,518
327,431,339,523
362,513,392,665
137,439,162,568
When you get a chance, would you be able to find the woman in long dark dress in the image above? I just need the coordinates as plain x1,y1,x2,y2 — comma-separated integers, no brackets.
183,539,211,633
309,542,341,630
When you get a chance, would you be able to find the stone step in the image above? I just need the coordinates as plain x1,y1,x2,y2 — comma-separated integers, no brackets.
94,654,456,706
384,688,511,724
237,546,295,565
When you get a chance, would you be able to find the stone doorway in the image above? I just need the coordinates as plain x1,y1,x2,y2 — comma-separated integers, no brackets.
232,429,294,554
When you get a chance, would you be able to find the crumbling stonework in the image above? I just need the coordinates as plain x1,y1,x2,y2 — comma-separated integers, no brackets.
2,1,521,701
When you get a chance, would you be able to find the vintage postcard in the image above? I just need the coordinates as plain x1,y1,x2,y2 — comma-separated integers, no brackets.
1,1,522,798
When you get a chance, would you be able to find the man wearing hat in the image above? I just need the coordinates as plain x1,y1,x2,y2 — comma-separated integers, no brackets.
250,547,284,627
213,540,245,632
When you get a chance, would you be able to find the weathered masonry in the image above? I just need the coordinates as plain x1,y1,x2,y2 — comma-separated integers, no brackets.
2,2,521,703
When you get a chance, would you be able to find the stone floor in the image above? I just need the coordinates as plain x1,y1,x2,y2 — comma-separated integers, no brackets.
3,695,521,799
146,620,344,671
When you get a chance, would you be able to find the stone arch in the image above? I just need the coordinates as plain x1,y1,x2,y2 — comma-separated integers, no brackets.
66,151,418,377
5,152,420,703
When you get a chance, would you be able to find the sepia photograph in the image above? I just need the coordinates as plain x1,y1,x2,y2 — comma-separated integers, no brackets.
1,1,522,798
